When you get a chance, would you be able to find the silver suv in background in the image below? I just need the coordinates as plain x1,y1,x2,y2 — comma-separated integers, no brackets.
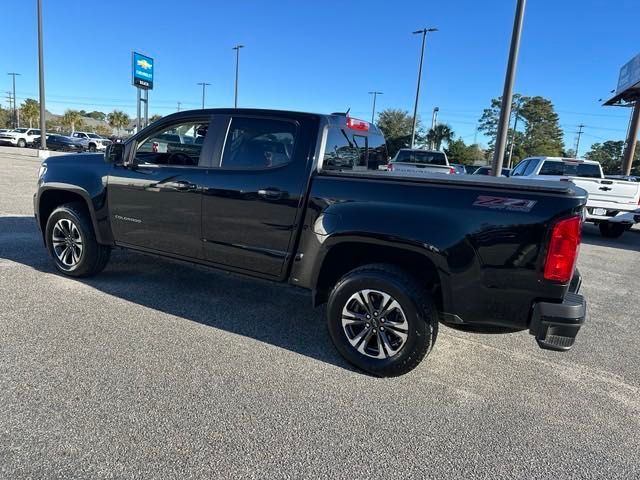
70,132,112,152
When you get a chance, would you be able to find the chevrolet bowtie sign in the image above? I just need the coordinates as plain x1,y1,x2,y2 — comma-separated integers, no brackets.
132,52,154,90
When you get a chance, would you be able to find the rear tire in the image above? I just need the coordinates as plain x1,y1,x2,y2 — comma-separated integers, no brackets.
599,222,625,239
327,264,438,377
45,202,111,277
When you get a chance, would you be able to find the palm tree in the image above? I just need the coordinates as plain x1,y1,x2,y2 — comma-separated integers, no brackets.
426,124,455,150
107,110,130,137
61,109,82,133
20,99,40,128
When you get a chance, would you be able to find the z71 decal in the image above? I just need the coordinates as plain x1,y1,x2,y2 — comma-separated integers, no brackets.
473,195,537,212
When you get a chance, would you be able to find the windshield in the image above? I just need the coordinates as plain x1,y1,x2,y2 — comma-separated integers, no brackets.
88,133,101,139
394,150,447,165
14,128,28,133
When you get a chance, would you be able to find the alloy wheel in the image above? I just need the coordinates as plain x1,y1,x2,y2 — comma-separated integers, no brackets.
51,218,83,269
341,289,409,359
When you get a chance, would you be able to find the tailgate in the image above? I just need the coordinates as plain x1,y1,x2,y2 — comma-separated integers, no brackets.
572,178,640,205
389,163,452,175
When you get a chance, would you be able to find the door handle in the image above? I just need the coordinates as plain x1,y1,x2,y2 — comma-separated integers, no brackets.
163,180,197,191
258,188,285,200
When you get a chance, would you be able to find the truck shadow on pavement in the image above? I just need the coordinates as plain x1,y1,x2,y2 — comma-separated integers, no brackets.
0,216,357,373
580,223,640,252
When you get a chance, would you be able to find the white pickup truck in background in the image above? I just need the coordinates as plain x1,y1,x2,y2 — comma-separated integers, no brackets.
381,148,455,176
511,156,640,238
0,128,42,147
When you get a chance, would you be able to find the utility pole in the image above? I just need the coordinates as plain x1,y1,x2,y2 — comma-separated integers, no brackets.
232,44,244,108
368,91,383,124
410,27,438,149
492,0,526,176
7,72,20,128
621,101,640,176
197,82,210,110
37,0,46,149
574,124,585,158
506,106,520,168
430,106,439,149
177,101,182,112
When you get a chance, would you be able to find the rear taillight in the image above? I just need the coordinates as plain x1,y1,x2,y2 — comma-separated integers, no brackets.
387,163,393,171
449,167,455,174
544,216,582,283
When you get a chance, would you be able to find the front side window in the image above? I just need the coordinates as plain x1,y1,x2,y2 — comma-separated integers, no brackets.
510,159,529,176
523,160,539,175
220,117,296,169
135,121,209,166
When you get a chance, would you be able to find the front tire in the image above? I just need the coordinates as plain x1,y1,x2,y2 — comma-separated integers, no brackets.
327,264,438,377
45,202,111,277
17,138,26,148
88,143,96,152
599,222,625,239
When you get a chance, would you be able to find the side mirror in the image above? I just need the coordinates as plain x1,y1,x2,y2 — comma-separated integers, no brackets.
105,143,125,164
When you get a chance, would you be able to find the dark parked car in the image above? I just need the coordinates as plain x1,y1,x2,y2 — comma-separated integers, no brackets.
473,166,511,177
34,108,587,377
33,134,83,152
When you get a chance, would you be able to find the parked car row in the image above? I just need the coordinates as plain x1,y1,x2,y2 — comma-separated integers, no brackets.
0,128,111,152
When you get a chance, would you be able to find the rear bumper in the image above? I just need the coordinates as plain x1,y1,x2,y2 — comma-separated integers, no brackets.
529,275,586,351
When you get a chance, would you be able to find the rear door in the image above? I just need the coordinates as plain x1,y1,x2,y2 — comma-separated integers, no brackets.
200,114,317,278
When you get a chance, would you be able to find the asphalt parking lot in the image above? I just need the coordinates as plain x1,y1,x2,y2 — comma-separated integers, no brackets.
1,151,639,479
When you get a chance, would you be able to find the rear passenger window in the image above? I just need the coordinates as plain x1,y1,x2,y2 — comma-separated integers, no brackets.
322,128,387,171
539,161,566,176
220,117,296,169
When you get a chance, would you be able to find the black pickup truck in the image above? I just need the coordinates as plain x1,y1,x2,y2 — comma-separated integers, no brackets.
34,109,587,376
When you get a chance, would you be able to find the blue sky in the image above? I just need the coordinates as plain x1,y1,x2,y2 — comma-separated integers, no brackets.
3,0,639,154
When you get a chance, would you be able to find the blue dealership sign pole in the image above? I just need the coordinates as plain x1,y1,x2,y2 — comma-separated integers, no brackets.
132,52,154,132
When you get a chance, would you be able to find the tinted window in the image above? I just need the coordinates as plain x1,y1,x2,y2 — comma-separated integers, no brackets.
539,161,601,178
135,121,209,166
523,160,539,175
322,128,387,171
510,160,529,176
221,117,296,169
474,167,490,175
394,150,447,165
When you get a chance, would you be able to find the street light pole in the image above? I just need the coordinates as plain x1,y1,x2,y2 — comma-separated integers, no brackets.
7,72,20,128
36,0,46,149
197,82,210,109
430,106,439,148
410,28,437,149
233,45,244,108
368,91,383,124
491,0,527,176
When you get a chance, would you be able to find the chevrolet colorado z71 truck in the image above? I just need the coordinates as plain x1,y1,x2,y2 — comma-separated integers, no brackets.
34,109,587,376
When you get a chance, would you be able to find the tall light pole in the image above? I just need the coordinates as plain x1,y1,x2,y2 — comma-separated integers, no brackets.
368,91,383,124
410,28,437,148
232,44,244,108
7,72,20,128
197,82,210,109
429,106,439,148
491,0,527,176
506,103,521,168
574,124,585,158
36,0,46,149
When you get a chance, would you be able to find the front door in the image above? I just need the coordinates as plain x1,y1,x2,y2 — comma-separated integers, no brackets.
107,117,214,259
201,114,315,278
